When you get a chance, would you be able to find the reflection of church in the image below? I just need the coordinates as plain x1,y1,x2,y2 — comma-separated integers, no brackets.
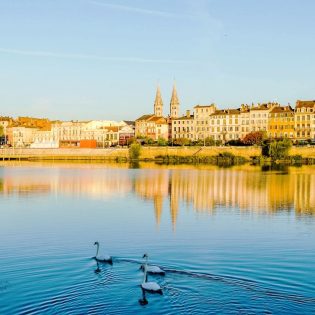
133,167,315,229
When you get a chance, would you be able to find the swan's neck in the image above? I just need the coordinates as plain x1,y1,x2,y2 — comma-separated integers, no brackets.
96,244,99,257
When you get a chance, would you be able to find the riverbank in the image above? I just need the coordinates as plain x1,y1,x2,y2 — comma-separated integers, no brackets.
0,146,314,161
0,148,129,161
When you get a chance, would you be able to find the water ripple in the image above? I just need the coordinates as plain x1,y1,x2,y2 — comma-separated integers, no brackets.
115,257,315,305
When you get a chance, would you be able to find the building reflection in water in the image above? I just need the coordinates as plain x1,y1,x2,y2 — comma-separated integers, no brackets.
0,164,314,227
0,163,132,199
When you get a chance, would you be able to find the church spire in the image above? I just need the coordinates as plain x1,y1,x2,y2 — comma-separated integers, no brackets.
154,85,163,117
170,82,179,118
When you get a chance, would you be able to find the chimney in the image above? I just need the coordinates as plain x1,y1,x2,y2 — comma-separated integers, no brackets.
186,110,190,118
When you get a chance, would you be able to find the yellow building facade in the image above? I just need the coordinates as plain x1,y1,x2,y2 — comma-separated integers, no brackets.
268,105,295,139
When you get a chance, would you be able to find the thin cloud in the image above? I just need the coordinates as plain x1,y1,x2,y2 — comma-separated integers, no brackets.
89,0,196,19
0,48,191,64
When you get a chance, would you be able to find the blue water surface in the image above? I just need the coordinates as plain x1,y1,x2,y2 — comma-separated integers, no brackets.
0,162,314,314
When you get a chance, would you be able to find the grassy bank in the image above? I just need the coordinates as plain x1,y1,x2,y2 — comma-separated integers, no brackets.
139,146,261,159
154,154,247,166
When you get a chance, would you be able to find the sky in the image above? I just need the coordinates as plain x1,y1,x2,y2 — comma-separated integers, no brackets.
0,0,315,121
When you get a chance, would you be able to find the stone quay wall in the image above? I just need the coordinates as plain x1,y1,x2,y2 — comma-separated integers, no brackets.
0,146,314,161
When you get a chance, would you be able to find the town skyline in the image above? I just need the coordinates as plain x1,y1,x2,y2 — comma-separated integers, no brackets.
1,93,314,149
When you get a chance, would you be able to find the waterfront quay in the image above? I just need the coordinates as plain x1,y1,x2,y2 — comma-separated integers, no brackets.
1,146,314,161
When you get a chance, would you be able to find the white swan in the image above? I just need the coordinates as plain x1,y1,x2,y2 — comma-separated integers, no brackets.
140,253,165,275
140,254,163,294
94,241,112,263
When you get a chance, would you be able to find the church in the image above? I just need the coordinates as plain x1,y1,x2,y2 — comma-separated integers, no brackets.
135,84,180,141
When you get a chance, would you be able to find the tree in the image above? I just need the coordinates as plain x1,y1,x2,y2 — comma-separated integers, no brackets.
262,138,292,160
225,139,244,146
174,137,190,146
144,137,155,145
204,137,216,146
242,131,266,145
129,143,141,160
157,137,167,146
126,136,135,146
0,125,3,137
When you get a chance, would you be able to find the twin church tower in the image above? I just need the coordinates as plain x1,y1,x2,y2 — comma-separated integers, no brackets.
135,84,181,140
154,84,180,118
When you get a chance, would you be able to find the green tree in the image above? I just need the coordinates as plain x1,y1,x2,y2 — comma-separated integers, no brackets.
174,137,190,146
157,137,167,146
129,143,141,160
204,137,216,146
126,137,135,146
144,137,155,145
262,138,292,160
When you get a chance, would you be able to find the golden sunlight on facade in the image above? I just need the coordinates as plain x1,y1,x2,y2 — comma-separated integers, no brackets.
268,106,295,139
133,85,315,143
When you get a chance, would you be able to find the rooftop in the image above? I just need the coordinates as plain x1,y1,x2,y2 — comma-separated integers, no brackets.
270,106,294,113
296,100,315,108
194,104,216,108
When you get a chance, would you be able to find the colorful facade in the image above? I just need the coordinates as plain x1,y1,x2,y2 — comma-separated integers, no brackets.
268,106,295,139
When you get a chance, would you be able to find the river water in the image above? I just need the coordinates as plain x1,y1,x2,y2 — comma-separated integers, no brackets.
0,162,314,314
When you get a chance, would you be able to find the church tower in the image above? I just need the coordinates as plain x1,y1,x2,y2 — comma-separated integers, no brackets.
170,83,180,118
154,86,163,117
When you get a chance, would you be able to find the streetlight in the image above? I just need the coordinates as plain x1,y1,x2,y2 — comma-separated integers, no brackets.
198,130,206,146
4,125,6,146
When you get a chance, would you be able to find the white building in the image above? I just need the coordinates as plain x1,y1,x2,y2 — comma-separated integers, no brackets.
194,104,216,141
172,110,194,140
9,127,39,147
30,129,59,148
249,103,278,133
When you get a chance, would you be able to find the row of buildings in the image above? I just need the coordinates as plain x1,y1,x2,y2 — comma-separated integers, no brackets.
135,85,315,142
0,117,135,148
1,86,314,148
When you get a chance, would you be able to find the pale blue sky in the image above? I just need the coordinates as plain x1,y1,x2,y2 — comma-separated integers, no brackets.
0,0,314,120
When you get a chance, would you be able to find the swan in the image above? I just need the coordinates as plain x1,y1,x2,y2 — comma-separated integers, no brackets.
140,253,165,275
94,241,112,264
140,254,163,294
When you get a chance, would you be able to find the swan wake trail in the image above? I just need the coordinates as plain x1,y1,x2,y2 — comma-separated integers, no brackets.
112,257,315,305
